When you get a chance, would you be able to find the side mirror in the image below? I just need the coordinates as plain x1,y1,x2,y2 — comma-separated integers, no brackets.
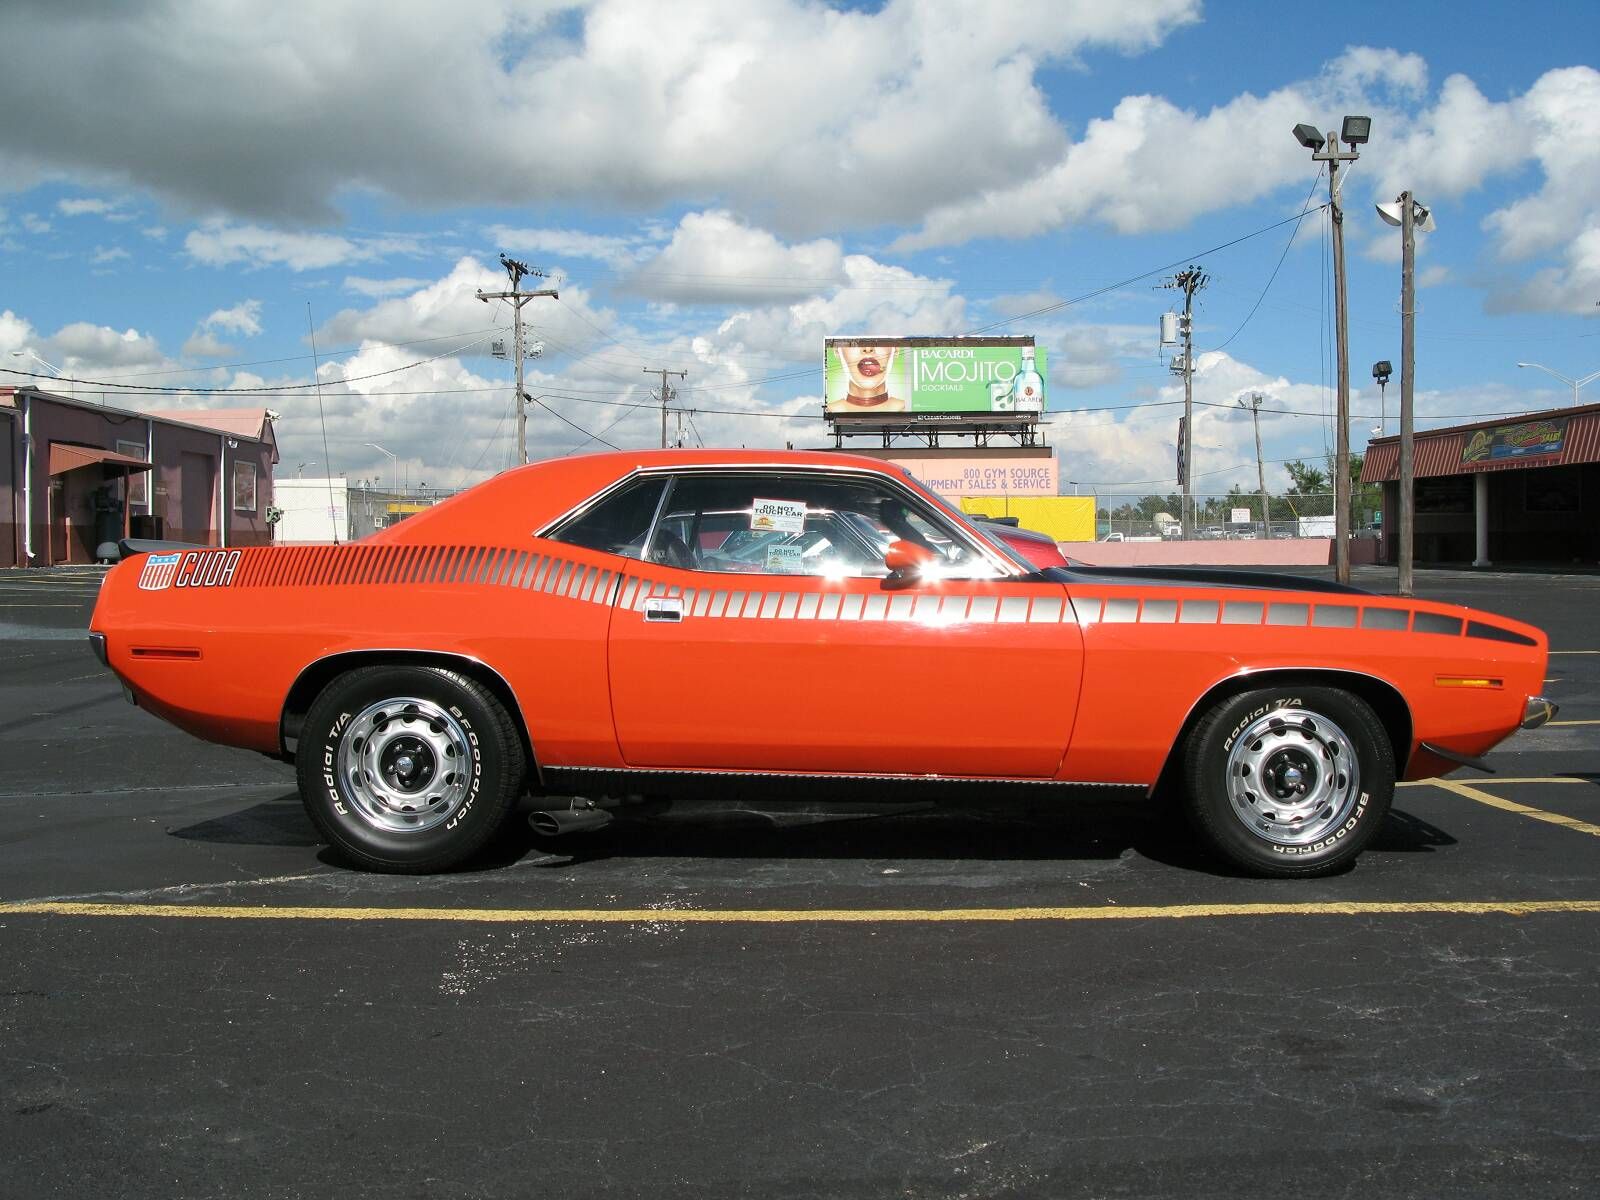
884,538,937,577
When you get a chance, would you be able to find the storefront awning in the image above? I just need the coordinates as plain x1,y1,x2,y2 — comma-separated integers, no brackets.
1362,405,1600,483
48,444,154,476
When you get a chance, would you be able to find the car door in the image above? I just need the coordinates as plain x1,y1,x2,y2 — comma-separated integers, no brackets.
601,469,1085,778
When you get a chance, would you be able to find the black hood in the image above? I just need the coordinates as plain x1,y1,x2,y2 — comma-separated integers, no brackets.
1042,564,1369,595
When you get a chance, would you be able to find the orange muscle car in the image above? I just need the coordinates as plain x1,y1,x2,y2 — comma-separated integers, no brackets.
89,449,1556,877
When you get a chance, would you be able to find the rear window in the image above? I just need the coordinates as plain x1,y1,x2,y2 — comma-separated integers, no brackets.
548,476,666,559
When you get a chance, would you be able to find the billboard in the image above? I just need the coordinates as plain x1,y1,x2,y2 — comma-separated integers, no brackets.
825,337,1047,415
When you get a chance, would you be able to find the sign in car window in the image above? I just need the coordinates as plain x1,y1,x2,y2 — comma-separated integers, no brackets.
764,544,805,573
751,498,806,534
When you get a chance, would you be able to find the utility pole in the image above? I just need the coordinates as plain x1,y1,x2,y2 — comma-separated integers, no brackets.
1378,191,1434,593
1239,391,1271,538
1162,267,1206,538
644,367,687,448
1309,127,1362,583
1398,193,1417,598
477,253,557,466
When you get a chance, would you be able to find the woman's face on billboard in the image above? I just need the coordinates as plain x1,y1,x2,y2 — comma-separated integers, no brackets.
838,345,894,394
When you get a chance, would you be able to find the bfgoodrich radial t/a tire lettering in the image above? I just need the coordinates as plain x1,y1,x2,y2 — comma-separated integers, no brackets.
1183,685,1395,878
295,665,525,873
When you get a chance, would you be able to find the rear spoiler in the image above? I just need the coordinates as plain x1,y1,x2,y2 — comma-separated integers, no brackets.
117,537,211,559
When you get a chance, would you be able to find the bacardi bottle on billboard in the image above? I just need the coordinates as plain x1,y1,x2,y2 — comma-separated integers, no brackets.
1012,346,1044,413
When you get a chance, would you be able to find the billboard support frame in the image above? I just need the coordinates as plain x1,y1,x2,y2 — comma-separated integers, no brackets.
827,411,1043,450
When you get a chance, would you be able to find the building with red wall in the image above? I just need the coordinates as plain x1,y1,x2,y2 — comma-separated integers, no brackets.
0,387,278,568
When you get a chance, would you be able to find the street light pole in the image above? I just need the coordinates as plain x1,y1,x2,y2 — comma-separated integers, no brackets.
366,442,403,493
1296,117,1368,584
8,350,73,397
1516,362,1600,407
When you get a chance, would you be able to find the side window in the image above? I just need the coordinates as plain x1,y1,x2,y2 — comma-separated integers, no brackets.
646,473,1000,579
548,475,666,560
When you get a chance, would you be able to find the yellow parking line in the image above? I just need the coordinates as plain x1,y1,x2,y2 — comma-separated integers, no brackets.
1549,720,1600,727
2,900,1599,923
1444,777,1591,785
1549,650,1600,655
1435,779,1600,838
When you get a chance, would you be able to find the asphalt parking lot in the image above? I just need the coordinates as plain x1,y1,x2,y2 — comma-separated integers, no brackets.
2,564,1597,1198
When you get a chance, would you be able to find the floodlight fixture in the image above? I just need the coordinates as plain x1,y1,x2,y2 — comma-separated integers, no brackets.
1377,197,1436,233
1340,114,1372,145
1372,360,1392,382
1293,123,1325,150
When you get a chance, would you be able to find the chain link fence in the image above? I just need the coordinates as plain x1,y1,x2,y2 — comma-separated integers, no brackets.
1090,492,1383,542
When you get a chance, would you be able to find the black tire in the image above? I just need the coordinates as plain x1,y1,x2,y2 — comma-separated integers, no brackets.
1182,685,1394,878
295,665,526,873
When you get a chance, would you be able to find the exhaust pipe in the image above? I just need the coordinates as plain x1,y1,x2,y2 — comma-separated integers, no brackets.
529,804,613,837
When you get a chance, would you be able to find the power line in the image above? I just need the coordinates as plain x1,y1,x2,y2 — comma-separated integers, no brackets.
69,326,506,381
961,205,1328,336
1205,170,1322,355
0,330,500,393
526,393,623,451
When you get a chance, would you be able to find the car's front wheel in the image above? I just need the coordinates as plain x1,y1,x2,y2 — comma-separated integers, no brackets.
296,665,526,873
1182,685,1394,877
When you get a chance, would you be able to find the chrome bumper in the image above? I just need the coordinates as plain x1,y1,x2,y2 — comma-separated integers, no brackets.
1522,696,1559,730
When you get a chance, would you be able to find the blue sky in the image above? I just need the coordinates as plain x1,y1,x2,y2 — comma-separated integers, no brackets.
1,0,1595,498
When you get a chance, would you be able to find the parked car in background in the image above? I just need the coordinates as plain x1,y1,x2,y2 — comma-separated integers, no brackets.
91,449,1555,880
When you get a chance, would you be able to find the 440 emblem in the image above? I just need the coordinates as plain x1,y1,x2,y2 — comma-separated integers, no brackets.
137,549,242,591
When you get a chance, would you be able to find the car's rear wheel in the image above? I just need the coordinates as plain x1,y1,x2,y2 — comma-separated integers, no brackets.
1182,685,1394,877
296,665,525,873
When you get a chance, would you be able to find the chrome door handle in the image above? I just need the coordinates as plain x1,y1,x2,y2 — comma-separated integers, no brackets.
643,597,684,622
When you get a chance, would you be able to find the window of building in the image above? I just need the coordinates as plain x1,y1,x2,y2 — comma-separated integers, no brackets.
232,461,258,512
116,439,148,507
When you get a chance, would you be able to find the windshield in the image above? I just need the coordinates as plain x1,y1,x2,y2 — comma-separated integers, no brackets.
897,468,1037,573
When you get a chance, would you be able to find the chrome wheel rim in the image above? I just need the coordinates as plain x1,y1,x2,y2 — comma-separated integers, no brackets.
1225,707,1361,846
334,697,472,835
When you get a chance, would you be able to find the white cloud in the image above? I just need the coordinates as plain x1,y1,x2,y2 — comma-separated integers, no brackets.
713,254,965,365
184,220,421,271
486,225,643,267
1048,324,1148,390
897,45,1430,251
46,322,166,369
90,246,129,264
181,331,236,359
141,225,168,241
201,299,264,337
20,213,50,234
0,0,1199,232
57,196,121,216
343,275,433,298
0,309,39,359
622,211,845,304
